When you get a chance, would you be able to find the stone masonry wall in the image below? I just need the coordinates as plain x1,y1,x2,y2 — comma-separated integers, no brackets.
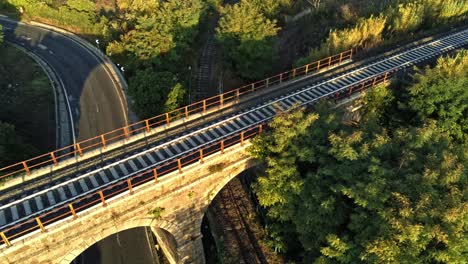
0,142,257,264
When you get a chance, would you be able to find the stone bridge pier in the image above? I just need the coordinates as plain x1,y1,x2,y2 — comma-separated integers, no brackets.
0,143,257,264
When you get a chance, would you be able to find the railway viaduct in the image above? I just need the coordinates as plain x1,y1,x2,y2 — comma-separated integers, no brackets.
0,27,466,264
0,143,256,264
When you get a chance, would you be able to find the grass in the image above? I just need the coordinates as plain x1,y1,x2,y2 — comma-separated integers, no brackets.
0,43,55,160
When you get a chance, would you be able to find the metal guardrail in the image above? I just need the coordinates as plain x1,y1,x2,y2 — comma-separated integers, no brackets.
0,49,355,182
0,69,392,247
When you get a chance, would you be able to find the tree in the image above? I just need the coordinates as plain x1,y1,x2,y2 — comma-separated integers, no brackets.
128,70,186,118
216,1,280,80
0,24,3,45
405,50,468,140
249,53,468,263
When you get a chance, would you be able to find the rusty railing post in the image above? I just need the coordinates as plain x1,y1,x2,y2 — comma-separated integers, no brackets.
50,152,58,166
240,131,244,146
76,143,83,157
123,127,129,140
292,68,297,78
177,159,182,173
99,191,106,207
220,94,224,108
305,64,309,74
317,60,321,70
203,100,207,114
350,48,353,60
101,135,107,149
339,52,343,63
328,56,332,66
251,83,255,92
145,119,150,133
127,179,134,194
266,78,269,88
185,106,189,119
199,149,204,164
0,232,10,247
22,161,30,175
259,124,263,134
36,217,45,232
221,140,225,154
166,113,170,127
69,204,77,219
153,168,158,182
279,73,283,83
384,72,389,82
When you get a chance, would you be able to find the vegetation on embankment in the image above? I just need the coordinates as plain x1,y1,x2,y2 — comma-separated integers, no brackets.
0,33,55,167
296,0,468,65
248,50,468,263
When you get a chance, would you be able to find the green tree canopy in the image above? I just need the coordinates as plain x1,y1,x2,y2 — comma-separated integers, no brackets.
249,51,468,263
405,50,468,140
216,0,280,79
128,70,186,118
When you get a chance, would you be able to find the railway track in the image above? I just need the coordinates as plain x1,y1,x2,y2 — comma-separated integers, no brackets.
0,28,467,245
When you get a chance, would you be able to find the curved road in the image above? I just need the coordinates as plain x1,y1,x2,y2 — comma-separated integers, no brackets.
0,18,158,264
0,18,128,142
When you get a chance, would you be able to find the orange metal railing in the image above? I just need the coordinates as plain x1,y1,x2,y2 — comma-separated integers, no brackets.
0,70,393,247
0,49,356,182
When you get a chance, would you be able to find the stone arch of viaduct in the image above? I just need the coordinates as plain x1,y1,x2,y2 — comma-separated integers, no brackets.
0,142,257,264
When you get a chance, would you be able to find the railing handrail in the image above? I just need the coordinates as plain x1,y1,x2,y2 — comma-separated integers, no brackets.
0,70,392,247
0,48,355,183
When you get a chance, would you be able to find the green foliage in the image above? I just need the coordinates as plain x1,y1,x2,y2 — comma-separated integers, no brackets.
128,70,186,118
0,122,37,168
0,24,3,44
208,162,225,173
216,0,280,80
389,2,425,33
406,50,468,140
250,52,468,262
148,206,165,220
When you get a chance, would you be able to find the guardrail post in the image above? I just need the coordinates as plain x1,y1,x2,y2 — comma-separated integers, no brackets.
185,106,189,119
279,73,283,83
153,168,158,182
328,56,332,66
203,100,207,114
221,140,225,154
69,204,77,219
145,119,151,133
166,113,170,127
350,49,353,60
99,191,106,207
373,77,377,86
251,83,255,92
236,89,240,101
220,94,224,108
127,179,134,194
76,143,83,157
259,124,263,134
305,64,309,74
123,127,129,140
50,152,58,166
199,149,204,164
240,132,244,146
292,69,297,78
36,217,45,232
0,232,10,247
384,72,389,81
317,60,321,70
101,135,107,149
361,82,365,92
339,52,343,63
348,86,354,97
22,161,30,175
177,159,182,173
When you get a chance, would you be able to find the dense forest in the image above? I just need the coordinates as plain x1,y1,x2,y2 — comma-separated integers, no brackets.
248,50,468,263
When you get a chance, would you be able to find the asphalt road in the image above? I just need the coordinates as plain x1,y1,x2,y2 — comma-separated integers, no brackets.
0,18,128,142
0,19,160,264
